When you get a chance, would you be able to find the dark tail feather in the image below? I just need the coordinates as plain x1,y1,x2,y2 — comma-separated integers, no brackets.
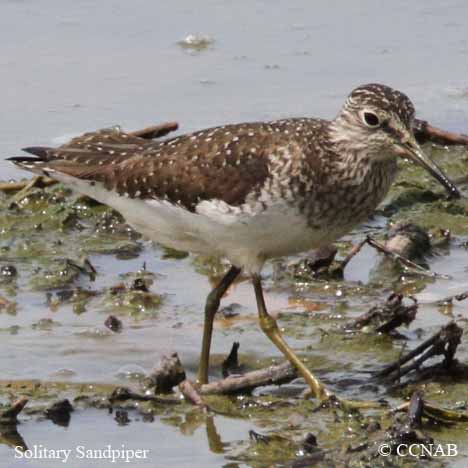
7,156,42,163
6,156,52,177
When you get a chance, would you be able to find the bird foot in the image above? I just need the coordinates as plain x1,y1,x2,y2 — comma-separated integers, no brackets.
303,389,388,412
323,395,388,412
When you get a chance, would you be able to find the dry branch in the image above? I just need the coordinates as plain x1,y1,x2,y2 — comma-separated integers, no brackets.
109,361,296,405
199,361,297,395
414,118,468,146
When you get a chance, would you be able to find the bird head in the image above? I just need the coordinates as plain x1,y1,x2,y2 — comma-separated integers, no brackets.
332,83,460,199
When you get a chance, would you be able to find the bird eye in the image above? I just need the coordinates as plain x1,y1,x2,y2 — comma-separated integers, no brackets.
363,112,380,127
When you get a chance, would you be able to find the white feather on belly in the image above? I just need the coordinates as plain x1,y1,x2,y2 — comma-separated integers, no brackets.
51,172,336,274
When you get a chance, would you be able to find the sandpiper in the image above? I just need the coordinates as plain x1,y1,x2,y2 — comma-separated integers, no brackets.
9,83,460,406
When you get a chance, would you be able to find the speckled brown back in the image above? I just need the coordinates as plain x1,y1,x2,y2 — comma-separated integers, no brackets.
19,119,331,212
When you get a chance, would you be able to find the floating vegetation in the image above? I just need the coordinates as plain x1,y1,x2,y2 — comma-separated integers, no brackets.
177,34,215,52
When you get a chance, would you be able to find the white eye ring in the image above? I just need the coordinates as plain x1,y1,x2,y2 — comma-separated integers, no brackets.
361,111,380,128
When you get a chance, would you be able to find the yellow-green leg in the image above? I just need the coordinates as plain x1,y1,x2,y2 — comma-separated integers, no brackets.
197,266,241,384
252,274,331,400
252,274,382,410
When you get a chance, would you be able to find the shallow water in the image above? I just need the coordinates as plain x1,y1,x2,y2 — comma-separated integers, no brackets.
1,1,468,467
8,409,258,468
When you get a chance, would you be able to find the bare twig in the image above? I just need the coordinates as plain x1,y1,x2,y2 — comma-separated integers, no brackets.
335,225,432,277
414,119,468,146
366,236,448,279
375,322,463,380
109,362,296,405
199,361,297,395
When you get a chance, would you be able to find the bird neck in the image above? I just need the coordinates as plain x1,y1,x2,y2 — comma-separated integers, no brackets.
328,115,372,154
324,119,398,185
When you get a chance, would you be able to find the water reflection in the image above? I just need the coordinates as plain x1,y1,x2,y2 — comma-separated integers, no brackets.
0,407,239,466
0,424,27,452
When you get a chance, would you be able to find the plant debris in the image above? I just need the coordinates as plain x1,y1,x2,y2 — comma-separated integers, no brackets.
375,322,464,385
345,293,418,334
104,315,123,333
44,399,74,427
144,353,187,394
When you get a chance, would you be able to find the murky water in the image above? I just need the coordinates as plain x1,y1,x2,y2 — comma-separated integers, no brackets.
1,1,468,467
